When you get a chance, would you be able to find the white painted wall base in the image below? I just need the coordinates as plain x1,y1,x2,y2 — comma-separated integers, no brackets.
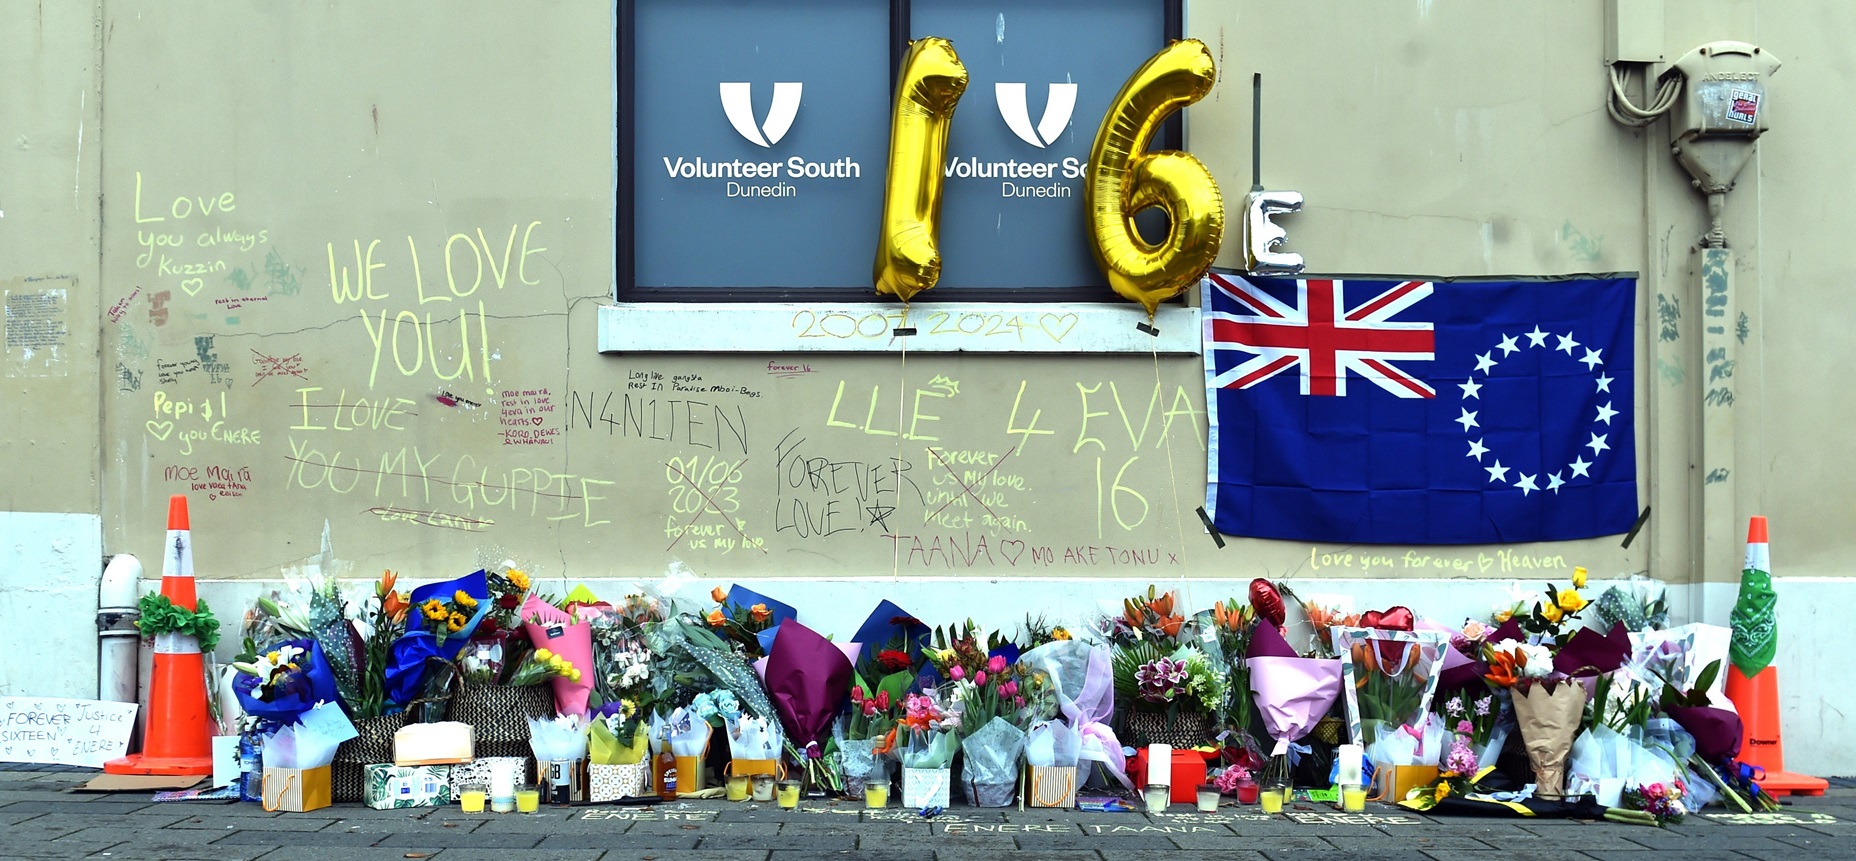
0,513,102,699
170,573,1856,775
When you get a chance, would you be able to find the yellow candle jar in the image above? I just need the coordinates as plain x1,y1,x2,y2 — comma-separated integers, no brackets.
1342,784,1368,813
1260,785,1287,814
515,784,541,814
726,775,750,802
864,781,888,808
776,780,801,809
458,784,487,813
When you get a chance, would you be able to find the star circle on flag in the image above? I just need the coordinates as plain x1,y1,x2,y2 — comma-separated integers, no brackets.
1457,327,1614,495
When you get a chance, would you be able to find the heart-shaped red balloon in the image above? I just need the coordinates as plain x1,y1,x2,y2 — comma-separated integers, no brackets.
1360,606,1414,632
1248,578,1286,627
1358,606,1417,670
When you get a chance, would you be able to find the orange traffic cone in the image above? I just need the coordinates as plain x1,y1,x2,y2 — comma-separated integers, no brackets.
104,495,213,776
1722,516,1826,797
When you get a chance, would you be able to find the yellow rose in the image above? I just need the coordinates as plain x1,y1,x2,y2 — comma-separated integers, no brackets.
1436,782,1453,800
1572,567,1588,589
1558,589,1587,613
1541,603,1564,624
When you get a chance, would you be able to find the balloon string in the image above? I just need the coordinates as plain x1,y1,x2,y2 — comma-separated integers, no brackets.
1151,338,1192,591
892,305,909,585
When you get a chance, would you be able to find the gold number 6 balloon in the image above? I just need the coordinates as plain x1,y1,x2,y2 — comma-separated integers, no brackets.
873,37,968,304
1085,40,1225,318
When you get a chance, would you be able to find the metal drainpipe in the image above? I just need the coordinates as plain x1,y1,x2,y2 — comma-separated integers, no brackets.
98,554,142,704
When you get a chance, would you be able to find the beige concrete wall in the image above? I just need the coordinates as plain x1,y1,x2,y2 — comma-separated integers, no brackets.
0,0,1831,589
1,0,101,513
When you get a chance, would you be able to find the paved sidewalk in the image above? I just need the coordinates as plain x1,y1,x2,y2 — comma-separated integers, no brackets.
1,769,1853,861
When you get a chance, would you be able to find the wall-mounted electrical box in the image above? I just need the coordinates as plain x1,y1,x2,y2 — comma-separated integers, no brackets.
1668,41,1780,138
1605,0,1664,64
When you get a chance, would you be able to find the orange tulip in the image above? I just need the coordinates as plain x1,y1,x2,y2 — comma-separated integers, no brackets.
711,586,728,604
706,609,726,627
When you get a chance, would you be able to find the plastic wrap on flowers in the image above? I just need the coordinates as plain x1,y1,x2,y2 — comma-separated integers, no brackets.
1246,623,1343,757
1019,639,1133,790
836,737,888,796
519,596,595,716
958,716,1025,807
235,639,339,726
765,622,853,759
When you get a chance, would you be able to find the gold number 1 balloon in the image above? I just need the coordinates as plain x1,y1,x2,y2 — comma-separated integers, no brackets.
874,37,968,303
1085,40,1225,318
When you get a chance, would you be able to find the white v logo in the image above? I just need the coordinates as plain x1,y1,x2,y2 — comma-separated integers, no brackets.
719,82,802,148
995,82,1077,148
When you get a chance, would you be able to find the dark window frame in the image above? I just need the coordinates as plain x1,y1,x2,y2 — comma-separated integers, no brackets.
616,0,1184,304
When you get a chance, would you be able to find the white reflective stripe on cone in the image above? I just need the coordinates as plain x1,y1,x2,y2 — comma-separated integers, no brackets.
165,529,195,579
164,523,194,578
154,632,201,654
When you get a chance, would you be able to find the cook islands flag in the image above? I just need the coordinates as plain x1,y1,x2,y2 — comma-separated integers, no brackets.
1202,273,1637,545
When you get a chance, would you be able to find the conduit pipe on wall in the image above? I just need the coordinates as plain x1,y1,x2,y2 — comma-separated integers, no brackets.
98,554,142,704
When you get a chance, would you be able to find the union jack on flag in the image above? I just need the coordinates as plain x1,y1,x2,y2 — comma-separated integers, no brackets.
1201,272,1639,545
1206,275,1436,398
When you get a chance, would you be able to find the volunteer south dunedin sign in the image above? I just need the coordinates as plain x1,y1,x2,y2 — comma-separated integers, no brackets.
629,0,1167,291
660,82,865,199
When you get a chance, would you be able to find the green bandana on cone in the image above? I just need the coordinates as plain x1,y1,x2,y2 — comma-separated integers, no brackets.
1729,517,1778,677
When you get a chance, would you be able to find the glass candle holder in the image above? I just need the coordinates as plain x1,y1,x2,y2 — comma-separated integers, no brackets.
776,780,802,809
1235,778,1260,805
1143,783,1170,813
726,775,750,801
515,783,541,814
751,773,776,802
458,783,487,813
1259,783,1288,814
864,781,889,809
1341,782,1368,813
1195,784,1220,813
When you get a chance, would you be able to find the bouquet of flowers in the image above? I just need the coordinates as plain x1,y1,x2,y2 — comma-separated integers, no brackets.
350,571,412,719
1485,640,1586,799
1607,780,1688,826
232,639,338,724
704,586,780,658
1105,586,1186,646
1491,568,1591,644
1115,641,1229,746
